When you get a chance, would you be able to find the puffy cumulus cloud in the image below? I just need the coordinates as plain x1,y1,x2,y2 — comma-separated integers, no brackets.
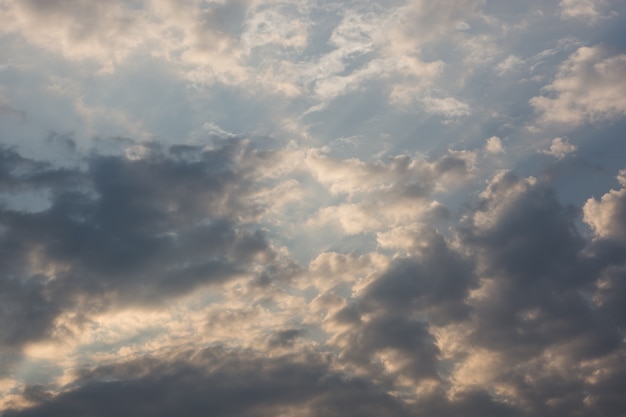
583,169,626,242
530,45,626,127
539,137,577,159
484,136,504,154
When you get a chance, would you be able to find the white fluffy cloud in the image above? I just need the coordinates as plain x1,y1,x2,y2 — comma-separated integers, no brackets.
540,137,577,159
484,136,504,154
583,169,626,241
531,45,626,127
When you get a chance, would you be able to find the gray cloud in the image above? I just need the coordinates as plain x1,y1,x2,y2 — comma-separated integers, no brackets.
3,344,537,417
0,139,281,349
2,346,533,417
364,227,474,325
3,348,412,417
451,172,626,415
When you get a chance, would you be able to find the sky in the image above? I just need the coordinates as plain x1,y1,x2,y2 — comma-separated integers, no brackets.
0,0,625,416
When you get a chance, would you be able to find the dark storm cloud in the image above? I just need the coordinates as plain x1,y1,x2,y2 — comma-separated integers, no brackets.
3,347,412,417
460,173,617,357
0,139,278,348
0,146,85,348
454,171,626,415
3,345,533,417
3,345,530,417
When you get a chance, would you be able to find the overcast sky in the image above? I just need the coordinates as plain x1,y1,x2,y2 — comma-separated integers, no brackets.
1,0,626,416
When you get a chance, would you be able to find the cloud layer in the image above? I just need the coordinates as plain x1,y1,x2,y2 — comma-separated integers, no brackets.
1,0,625,416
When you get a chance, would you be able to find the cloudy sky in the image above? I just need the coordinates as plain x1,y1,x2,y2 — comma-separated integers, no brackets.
1,0,626,415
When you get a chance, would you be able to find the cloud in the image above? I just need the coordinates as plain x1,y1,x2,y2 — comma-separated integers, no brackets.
530,45,626,127
3,347,413,417
302,251,388,293
0,139,290,351
0,0,251,80
583,169,626,242
303,149,474,237
364,226,474,325
540,137,576,159
0,0,149,72
452,171,626,413
559,0,615,23
484,136,504,154
420,96,471,118
3,145,626,416
301,227,476,389
0,0,486,110
305,148,476,199
495,54,524,75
